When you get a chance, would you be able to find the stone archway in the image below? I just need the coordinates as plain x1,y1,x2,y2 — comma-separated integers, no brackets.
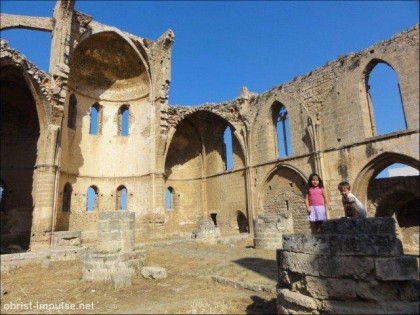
354,152,419,254
369,179,419,254
0,65,41,251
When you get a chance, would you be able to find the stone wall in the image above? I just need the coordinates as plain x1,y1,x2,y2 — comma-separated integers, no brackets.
0,2,418,249
277,218,419,314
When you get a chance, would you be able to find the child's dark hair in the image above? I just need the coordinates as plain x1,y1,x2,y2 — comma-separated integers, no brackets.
308,173,323,188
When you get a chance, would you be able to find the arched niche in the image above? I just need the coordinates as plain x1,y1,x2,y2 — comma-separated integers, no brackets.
258,165,308,234
68,31,150,101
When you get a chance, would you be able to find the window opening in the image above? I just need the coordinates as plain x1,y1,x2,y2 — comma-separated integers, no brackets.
89,104,101,135
210,213,218,227
119,105,129,136
367,63,406,135
237,211,248,233
68,94,77,129
0,183,4,211
276,105,292,157
165,187,174,210
62,183,72,212
223,126,233,171
87,186,98,211
117,186,128,210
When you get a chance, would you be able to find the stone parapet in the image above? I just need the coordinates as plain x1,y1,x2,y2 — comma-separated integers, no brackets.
276,217,419,314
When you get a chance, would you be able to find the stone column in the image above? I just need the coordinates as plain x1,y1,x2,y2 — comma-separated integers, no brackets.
97,211,135,253
30,126,60,251
254,214,293,249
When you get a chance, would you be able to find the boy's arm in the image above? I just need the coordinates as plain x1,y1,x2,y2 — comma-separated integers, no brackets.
354,196,367,218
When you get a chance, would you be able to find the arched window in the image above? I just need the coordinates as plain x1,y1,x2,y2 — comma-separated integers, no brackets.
223,126,233,171
86,186,98,211
236,211,248,233
367,62,406,136
117,185,128,210
89,103,101,135
274,103,292,157
118,105,130,136
68,94,77,129
165,187,174,211
62,183,72,212
0,181,4,211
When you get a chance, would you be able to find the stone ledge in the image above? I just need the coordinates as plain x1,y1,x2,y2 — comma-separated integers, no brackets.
277,288,319,310
211,275,276,294
323,217,396,235
320,300,420,314
281,234,403,256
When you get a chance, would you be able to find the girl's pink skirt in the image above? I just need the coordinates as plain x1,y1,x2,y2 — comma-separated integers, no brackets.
307,205,327,222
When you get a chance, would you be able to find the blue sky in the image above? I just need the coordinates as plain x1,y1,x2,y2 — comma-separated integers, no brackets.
1,1,418,105
1,0,419,177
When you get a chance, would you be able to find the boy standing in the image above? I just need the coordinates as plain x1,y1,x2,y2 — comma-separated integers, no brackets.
338,181,367,218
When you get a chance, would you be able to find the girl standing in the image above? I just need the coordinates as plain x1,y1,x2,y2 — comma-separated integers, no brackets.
305,173,328,234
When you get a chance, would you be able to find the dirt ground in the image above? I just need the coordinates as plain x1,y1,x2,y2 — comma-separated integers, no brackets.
0,237,278,314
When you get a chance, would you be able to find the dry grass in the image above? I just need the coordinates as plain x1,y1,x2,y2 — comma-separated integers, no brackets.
1,239,277,314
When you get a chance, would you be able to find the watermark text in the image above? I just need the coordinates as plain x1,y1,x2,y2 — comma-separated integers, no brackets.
3,301,95,312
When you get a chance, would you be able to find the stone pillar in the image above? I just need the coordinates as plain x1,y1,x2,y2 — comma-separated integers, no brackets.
254,214,293,249
277,218,419,314
97,211,135,253
49,0,75,75
30,126,60,251
191,219,221,244
82,211,145,287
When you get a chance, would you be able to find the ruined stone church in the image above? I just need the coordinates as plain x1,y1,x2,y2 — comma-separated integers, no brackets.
1,1,418,253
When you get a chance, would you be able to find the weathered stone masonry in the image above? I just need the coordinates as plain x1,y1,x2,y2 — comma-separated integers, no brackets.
0,1,418,252
277,218,419,314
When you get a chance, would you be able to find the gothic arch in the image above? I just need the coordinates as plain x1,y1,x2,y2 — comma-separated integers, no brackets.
0,60,51,250
251,91,314,164
361,58,406,136
352,152,419,205
162,109,247,173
